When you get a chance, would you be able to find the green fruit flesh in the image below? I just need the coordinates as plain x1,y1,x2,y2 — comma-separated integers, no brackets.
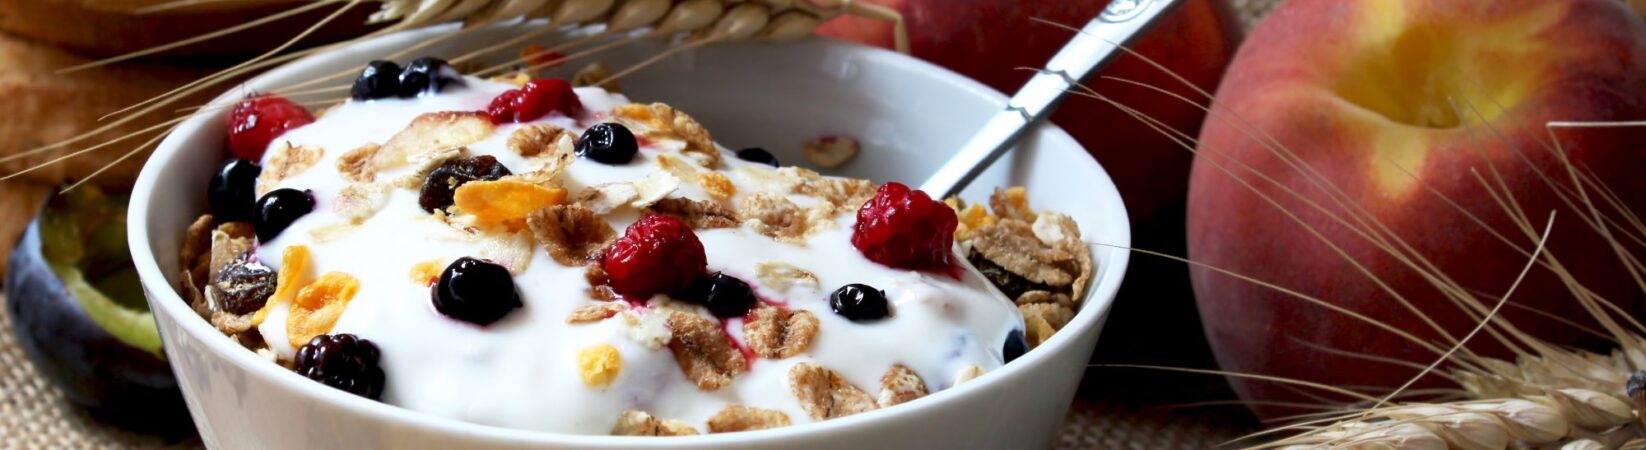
37,187,161,357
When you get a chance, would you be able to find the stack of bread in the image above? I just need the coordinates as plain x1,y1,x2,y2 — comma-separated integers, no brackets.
0,0,371,274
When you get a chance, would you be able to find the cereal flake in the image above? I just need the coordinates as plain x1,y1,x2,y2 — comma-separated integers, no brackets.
648,197,738,230
526,204,615,266
611,411,699,436
666,311,747,391
707,405,792,433
742,305,818,359
877,364,928,408
789,362,877,420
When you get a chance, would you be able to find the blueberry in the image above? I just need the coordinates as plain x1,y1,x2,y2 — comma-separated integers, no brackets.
433,257,522,326
397,57,463,98
351,60,403,100
213,252,277,315
253,188,314,241
1002,329,1027,364
576,122,638,165
829,283,890,322
294,333,386,399
735,147,779,167
681,272,757,318
418,155,511,212
207,158,261,222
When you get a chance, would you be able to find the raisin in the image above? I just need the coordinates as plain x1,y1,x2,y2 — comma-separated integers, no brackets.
418,155,511,212
214,252,277,315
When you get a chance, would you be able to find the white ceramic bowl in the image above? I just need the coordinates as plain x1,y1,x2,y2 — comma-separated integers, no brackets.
128,24,1130,449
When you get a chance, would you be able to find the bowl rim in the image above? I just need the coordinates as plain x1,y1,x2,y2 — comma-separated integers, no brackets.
127,23,1132,446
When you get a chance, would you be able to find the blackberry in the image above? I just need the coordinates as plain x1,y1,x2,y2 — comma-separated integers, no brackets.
433,257,522,326
575,122,638,165
680,272,757,318
735,147,779,167
397,57,463,97
253,189,315,242
351,60,403,100
294,334,385,399
829,283,890,322
207,159,261,222
213,253,277,315
418,155,511,212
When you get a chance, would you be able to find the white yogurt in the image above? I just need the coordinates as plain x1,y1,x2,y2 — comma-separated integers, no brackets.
250,77,1023,435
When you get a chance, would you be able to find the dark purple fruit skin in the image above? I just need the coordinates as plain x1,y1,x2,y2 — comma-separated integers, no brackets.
680,272,757,318
294,333,385,400
397,57,463,98
207,159,261,222
735,147,779,167
432,257,522,326
576,123,638,165
253,188,315,241
418,156,511,212
351,60,403,101
1003,329,1027,364
4,214,192,436
829,283,890,322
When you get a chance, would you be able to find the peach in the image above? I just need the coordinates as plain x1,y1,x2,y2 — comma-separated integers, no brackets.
1190,0,1646,418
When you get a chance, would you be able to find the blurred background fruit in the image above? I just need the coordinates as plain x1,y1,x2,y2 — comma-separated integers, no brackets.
0,0,374,58
6,187,192,435
1189,0,1646,419
818,0,1245,400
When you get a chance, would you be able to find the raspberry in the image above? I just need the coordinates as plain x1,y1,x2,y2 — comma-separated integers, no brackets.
226,93,315,161
485,78,582,124
851,182,958,270
602,213,707,299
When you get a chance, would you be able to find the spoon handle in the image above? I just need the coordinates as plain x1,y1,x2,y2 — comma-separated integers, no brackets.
918,0,1186,199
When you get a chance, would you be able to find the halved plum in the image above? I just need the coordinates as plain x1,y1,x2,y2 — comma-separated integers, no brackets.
4,187,192,435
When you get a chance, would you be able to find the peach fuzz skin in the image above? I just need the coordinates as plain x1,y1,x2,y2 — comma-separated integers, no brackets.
1189,0,1646,420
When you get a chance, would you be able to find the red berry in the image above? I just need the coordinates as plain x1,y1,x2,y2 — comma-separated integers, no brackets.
851,182,958,271
602,213,707,299
484,78,581,124
227,93,315,161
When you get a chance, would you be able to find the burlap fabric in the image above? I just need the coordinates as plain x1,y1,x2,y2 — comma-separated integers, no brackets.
0,0,1284,447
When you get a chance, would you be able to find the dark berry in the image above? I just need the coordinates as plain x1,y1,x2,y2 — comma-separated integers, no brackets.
681,272,757,318
253,188,315,242
1002,329,1027,364
968,250,1054,300
576,122,638,165
418,155,511,212
294,334,385,399
601,214,706,299
350,60,403,100
397,57,463,98
227,93,314,161
484,78,581,124
851,182,958,271
433,257,522,326
735,147,779,167
830,284,890,322
207,158,262,222
212,252,277,315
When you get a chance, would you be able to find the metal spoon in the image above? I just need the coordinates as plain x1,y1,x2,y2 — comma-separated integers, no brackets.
918,0,1186,199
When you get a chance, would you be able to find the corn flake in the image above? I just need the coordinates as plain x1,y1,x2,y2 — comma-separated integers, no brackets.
453,179,567,230
577,344,623,388
286,272,361,348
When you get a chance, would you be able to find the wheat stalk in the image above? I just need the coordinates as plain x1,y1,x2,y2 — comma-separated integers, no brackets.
2,0,910,190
